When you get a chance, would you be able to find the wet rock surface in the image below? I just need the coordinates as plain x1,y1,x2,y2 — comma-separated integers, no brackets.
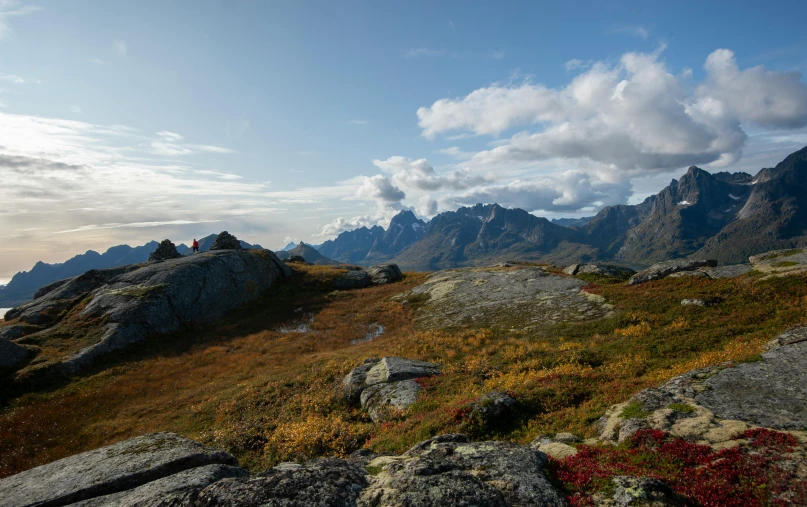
344,357,441,422
628,259,718,285
394,266,615,330
0,433,240,507
358,434,567,506
4,249,290,376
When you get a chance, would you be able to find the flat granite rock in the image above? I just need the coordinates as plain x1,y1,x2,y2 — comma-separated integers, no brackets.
69,464,248,507
394,266,615,330
693,340,807,429
749,248,807,274
0,433,239,507
358,434,567,507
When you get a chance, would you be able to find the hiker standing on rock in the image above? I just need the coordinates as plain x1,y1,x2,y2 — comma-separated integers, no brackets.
192,239,199,253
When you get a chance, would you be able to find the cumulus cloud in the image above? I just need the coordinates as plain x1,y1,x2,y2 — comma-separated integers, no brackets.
417,47,807,174
700,49,807,128
450,171,633,213
373,156,488,191
317,215,378,237
356,174,406,206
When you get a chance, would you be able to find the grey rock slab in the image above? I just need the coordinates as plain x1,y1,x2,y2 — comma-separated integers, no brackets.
333,270,372,290
342,358,382,402
693,340,807,429
0,432,239,507
358,434,567,507
364,356,441,385
668,271,709,279
366,264,403,285
394,266,614,330
360,379,423,422
628,259,717,285
766,324,807,350
701,264,752,279
68,464,248,507
0,338,30,371
576,263,636,278
469,391,518,425
195,457,368,507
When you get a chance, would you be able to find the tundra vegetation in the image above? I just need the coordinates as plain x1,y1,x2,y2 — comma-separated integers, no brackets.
1,263,806,504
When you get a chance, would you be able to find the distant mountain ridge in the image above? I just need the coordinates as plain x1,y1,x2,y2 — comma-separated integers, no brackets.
0,235,262,307
276,243,339,265
314,146,807,270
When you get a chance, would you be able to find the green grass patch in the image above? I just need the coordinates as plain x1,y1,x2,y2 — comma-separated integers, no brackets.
667,403,695,414
619,401,650,419
772,261,799,268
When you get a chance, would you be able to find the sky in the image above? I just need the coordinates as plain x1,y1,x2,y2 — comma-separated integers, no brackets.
2,0,807,283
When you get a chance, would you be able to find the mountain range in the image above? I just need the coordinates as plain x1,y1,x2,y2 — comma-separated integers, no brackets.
3,147,806,306
312,146,807,270
0,234,261,308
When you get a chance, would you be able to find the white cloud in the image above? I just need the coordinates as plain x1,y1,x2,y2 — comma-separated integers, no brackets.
0,72,40,85
611,25,650,40
0,0,41,39
700,49,807,128
114,39,128,57
150,131,234,156
69,105,83,114
356,174,406,206
317,215,378,237
418,47,807,174
348,119,369,125
89,57,106,65
373,156,488,191
157,131,184,141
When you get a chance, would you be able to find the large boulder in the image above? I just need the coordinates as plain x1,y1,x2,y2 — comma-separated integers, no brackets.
5,250,291,375
343,357,441,422
358,434,567,506
149,239,183,262
196,458,368,506
209,231,243,251
0,433,243,507
367,264,403,285
334,270,372,290
628,259,718,285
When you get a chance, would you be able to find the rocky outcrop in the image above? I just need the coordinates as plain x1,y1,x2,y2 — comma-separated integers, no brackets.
209,231,242,251
359,434,567,506
394,266,615,330
197,458,368,506
344,357,441,422
4,249,291,376
563,263,635,279
149,239,183,261
606,476,685,507
469,391,518,427
749,248,807,278
0,432,569,507
366,264,403,285
284,255,307,264
627,259,717,285
598,326,807,446
0,433,243,507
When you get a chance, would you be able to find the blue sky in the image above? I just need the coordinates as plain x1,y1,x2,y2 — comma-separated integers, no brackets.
2,0,807,281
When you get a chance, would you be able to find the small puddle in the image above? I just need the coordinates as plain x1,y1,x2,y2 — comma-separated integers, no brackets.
351,323,385,344
278,314,315,333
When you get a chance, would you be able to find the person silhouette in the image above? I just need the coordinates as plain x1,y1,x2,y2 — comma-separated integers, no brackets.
192,239,199,253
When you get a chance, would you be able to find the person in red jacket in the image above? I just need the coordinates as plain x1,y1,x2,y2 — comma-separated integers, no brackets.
192,239,199,253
